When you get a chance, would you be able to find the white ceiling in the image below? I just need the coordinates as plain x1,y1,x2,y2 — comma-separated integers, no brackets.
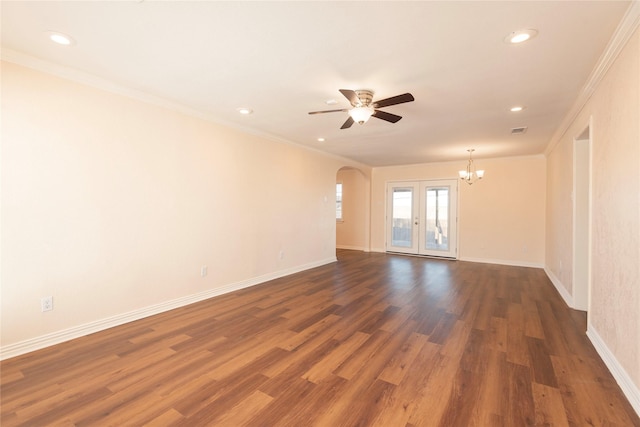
1,1,631,166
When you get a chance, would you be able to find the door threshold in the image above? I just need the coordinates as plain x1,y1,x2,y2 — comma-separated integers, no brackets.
386,251,457,261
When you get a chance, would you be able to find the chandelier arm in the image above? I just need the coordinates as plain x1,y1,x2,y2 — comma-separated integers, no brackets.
460,148,483,185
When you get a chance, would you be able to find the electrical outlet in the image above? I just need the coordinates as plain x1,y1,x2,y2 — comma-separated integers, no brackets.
201,266,207,277
41,296,53,312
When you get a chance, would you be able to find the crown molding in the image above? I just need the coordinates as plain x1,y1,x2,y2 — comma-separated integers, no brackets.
544,0,640,156
1,48,369,170
1,48,217,123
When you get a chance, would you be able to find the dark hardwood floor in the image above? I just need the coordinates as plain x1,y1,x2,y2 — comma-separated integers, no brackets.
2,250,639,426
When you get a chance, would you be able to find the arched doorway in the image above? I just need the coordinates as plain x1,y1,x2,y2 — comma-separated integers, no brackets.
335,167,370,254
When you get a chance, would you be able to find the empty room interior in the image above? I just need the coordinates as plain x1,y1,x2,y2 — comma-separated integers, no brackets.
1,1,640,426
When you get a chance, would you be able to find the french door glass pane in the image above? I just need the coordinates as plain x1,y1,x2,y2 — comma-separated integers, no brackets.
425,187,449,251
391,188,413,247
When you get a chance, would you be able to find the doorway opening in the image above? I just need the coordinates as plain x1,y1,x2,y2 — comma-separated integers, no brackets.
336,167,370,252
573,123,591,312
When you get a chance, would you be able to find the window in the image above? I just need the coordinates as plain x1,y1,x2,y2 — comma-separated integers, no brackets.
336,182,343,221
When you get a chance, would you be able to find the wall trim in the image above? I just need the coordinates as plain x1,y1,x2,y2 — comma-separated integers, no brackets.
0,257,337,361
336,245,367,251
459,256,543,269
545,0,640,156
587,323,640,418
1,50,371,172
1,49,218,123
543,267,575,308
371,249,543,269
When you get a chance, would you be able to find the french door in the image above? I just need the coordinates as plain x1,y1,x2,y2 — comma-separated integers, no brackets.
386,180,458,258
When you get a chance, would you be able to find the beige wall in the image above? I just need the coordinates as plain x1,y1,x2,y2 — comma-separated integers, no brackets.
546,134,574,295
336,168,369,251
370,156,546,266
545,26,640,395
0,61,369,350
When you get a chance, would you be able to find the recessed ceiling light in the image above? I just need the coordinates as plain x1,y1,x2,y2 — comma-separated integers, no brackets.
505,29,538,44
510,106,525,112
317,137,326,142
45,31,76,46
236,107,253,115
325,99,338,105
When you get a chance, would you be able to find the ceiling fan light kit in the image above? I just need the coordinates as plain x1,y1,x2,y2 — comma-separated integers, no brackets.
459,149,485,185
309,89,414,129
349,106,374,124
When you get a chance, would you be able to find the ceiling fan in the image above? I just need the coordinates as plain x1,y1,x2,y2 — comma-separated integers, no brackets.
308,89,415,129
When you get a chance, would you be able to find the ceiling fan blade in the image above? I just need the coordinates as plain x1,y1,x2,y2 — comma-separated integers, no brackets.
339,89,361,106
372,110,402,123
373,93,415,108
340,116,355,129
308,108,349,115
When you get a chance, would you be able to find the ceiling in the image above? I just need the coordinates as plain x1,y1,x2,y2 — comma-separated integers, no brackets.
1,1,631,166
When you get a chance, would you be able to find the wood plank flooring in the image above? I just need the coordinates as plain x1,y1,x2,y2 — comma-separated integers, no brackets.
2,250,639,426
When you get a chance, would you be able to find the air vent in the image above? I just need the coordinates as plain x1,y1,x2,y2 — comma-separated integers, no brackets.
511,126,528,135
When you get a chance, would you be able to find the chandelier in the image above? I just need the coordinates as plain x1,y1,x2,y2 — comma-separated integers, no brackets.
459,149,484,185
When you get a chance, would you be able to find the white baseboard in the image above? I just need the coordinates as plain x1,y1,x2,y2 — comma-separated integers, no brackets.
587,323,640,418
459,256,543,269
0,257,337,361
336,245,366,251
370,249,543,269
543,267,574,308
